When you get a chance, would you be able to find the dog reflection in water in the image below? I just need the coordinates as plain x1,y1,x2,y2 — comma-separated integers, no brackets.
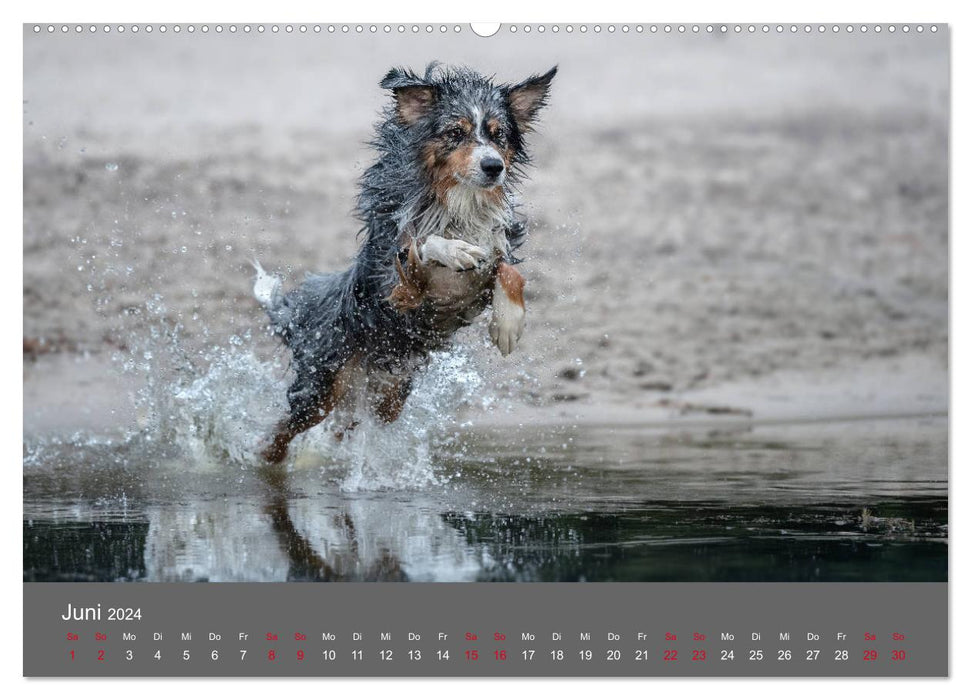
259,467,407,581
142,468,484,581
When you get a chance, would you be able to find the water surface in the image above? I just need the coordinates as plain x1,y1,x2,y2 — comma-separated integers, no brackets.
23,415,947,582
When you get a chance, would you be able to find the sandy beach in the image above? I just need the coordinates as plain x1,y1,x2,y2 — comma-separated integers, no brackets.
23,27,948,434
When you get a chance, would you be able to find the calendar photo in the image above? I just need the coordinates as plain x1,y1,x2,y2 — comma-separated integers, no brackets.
23,23,947,589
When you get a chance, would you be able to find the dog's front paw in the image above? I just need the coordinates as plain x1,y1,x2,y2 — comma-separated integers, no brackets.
422,235,489,271
489,296,526,356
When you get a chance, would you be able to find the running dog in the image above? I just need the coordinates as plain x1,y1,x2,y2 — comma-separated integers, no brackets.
254,63,556,464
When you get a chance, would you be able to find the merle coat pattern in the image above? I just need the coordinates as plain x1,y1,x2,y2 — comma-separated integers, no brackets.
256,63,556,463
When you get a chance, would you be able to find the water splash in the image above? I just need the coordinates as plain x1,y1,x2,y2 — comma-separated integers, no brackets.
118,310,492,490
329,350,485,492
163,346,290,467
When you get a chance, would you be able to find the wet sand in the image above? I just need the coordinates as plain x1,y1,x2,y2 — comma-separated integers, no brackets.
23,29,948,429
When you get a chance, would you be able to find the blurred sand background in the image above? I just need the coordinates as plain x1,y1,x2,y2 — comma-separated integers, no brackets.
23,26,949,434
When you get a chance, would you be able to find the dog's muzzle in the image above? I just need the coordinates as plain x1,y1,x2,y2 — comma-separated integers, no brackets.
470,146,506,187
480,157,504,179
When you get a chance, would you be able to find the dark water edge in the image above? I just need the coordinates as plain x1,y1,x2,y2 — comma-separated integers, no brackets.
24,499,946,583
440,502,947,582
24,521,149,582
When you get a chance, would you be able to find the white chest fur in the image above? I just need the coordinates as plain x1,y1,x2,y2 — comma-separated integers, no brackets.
414,187,510,258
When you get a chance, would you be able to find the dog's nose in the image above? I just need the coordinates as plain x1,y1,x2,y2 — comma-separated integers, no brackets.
480,157,505,178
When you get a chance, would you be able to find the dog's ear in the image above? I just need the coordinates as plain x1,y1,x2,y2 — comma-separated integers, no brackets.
505,66,557,132
381,67,438,125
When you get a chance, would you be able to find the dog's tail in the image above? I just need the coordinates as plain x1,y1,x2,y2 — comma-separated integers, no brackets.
251,259,290,330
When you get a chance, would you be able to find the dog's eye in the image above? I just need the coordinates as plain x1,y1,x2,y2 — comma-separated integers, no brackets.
448,126,466,140
491,126,504,140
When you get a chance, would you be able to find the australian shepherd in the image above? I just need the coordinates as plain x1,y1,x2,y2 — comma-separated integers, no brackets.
254,62,556,463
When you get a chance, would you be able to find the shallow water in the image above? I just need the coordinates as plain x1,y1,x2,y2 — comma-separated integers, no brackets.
23,415,947,582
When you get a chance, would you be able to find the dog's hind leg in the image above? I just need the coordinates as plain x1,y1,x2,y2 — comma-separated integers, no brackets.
261,355,360,464
327,373,412,444
373,374,414,424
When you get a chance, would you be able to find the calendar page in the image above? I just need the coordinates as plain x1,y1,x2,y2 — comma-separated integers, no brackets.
22,22,948,677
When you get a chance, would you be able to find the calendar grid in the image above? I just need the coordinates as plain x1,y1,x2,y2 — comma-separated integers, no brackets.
25,582,947,677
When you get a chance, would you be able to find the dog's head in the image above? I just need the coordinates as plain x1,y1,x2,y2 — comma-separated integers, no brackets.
380,63,556,203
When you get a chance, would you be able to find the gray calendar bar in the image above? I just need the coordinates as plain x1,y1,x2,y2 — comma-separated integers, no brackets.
24,583,947,677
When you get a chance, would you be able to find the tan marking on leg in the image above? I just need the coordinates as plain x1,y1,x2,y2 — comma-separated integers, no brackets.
261,355,361,464
496,262,525,308
490,262,527,356
374,376,413,424
496,263,526,309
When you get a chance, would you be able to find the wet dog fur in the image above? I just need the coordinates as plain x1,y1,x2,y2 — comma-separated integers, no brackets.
254,63,556,463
